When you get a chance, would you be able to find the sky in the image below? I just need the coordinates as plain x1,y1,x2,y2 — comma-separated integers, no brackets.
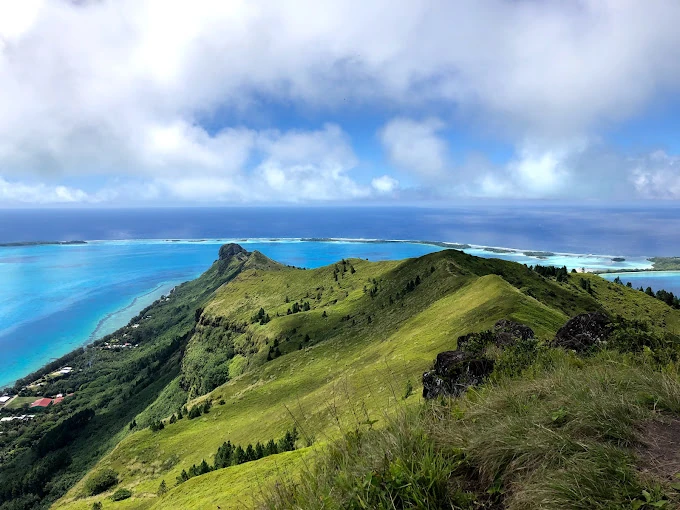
2,1,680,205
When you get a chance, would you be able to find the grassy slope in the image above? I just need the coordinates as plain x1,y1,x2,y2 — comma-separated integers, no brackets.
52,250,680,510
574,273,680,332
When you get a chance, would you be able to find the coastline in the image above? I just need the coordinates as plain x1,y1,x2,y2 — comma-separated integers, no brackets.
87,281,176,341
43,236,658,270
1,237,676,390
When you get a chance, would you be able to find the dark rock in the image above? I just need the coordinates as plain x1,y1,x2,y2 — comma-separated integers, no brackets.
422,350,495,399
494,319,535,347
457,320,535,353
552,312,612,352
218,243,248,261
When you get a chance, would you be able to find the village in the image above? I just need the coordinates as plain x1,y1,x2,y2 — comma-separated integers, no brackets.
0,366,76,419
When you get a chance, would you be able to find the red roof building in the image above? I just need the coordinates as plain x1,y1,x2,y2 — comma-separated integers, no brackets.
30,397,53,407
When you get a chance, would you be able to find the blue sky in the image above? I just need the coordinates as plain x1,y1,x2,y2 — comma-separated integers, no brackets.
2,0,680,205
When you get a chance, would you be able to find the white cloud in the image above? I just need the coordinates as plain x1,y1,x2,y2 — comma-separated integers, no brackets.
251,124,368,202
3,1,680,202
379,118,448,177
630,151,680,198
0,178,89,204
371,175,399,194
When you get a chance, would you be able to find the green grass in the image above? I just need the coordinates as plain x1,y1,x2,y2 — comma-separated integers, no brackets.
262,351,680,509
54,254,575,509
573,273,680,332
51,250,680,510
4,396,40,410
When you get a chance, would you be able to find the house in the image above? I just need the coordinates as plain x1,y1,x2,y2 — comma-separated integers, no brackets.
0,415,35,423
30,397,53,408
0,396,10,404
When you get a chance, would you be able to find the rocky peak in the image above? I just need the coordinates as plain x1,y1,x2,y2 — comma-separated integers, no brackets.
218,243,249,262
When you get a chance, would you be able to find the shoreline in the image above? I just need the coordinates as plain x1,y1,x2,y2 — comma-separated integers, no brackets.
3,236,661,269
1,237,676,390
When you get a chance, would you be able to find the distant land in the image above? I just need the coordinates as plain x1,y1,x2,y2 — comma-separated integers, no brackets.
0,240,87,247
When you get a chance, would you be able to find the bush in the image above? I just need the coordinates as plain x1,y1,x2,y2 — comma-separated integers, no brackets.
110,488,132,501
403,379,414,400
157,479,167,496
91,503,102,510
85,468,118,496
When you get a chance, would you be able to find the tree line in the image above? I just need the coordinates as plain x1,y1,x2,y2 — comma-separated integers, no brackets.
174,426,299,485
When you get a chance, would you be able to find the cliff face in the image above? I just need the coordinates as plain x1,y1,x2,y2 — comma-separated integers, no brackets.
218,243,248,262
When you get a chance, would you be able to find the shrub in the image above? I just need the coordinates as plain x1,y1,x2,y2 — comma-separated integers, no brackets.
91,503,102,510
110,488,132,501
403,379,414,400
157,479,167,496
85,468,118,496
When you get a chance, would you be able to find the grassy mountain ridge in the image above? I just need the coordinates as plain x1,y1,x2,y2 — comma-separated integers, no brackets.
49,247,680,510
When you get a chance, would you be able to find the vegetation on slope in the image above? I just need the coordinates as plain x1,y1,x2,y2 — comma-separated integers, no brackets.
263,349,680,509
0,245,268,510
52,248,680,510
6,245,680,510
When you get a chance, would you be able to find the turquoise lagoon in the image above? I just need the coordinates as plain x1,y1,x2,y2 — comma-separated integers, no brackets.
0,239,662,387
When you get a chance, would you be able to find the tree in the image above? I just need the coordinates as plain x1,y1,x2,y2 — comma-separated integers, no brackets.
157,479,167,496
255,442,265,459
199,459,211,475
265,439,278,455
234,445,246,465
176,469,189,485
214,441,234,468
322,310,328,318
92,503,103,510
245,444,256,461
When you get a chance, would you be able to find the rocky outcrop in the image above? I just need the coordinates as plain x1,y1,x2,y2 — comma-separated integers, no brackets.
551,312,612,352
457,319,535,352
219,243,248,261
494,319,535,346
422,350,494,399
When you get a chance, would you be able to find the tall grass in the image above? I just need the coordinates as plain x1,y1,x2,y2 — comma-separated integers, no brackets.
261,350,680,509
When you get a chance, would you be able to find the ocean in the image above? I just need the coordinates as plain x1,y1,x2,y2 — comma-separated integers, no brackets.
1,205,679,387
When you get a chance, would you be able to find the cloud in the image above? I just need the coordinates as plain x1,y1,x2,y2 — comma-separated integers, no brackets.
379,118,448,177
3,1,680,203
0,178,89,204
371,175,399,194
630,151,680,198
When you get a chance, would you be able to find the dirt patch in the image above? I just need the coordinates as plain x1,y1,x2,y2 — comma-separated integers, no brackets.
636,418,680,480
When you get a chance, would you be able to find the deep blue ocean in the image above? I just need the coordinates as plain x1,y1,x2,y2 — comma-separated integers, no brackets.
1,205,680,388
